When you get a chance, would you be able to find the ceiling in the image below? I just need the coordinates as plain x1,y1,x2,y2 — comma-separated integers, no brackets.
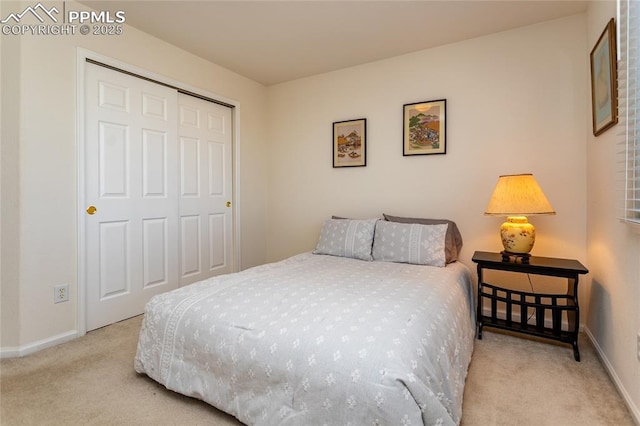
81,1,589,86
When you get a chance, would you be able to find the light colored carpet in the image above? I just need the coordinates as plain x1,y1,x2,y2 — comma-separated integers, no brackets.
1,315,635,425
462,330,635,426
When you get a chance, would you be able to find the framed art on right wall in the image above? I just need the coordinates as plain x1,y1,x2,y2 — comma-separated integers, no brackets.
590,18,618,136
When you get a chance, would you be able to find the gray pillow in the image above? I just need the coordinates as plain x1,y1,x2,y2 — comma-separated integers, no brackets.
313,218,377,261
383,214,463,263
372,221,448,267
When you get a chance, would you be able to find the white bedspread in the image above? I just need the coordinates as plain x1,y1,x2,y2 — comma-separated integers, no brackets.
134,253,475,425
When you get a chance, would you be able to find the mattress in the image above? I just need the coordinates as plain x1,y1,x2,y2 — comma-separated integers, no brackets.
134,252,475,425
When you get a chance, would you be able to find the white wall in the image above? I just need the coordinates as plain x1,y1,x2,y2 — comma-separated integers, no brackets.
586,1,640,421
266,15,588,271
0,0,269,350
0,1,22,348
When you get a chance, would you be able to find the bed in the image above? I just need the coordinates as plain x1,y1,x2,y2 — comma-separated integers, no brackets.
134,217,475,425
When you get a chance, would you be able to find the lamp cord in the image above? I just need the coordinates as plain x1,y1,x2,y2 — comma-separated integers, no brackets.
527,273,535,322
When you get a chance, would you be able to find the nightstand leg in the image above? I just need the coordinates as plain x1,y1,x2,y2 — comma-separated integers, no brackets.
476,264,484,340
567,275,580,362
573,340,580,362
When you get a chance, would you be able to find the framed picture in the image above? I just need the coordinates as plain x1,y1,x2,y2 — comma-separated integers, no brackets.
403,99,446,156
333,118,366,167
590,18,618,136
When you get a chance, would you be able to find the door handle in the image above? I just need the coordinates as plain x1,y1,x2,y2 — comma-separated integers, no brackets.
226,201,231,208
86,206,97,215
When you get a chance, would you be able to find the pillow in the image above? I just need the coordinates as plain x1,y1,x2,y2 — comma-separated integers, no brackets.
372,221,448,267
313,218,377,261
383,214,463,263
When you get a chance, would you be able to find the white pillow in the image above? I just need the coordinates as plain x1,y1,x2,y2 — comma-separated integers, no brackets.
372,221,447,267
313,218,377,261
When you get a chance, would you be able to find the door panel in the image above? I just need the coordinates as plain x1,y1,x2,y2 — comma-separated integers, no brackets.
180,137,200,196
142,217,169,287
180,215,201,278
178,94,233,286
85,63,179,331
142,129,167,197
209,213,226,269
208,141,225,195
99,221,128,298
99,122,129,197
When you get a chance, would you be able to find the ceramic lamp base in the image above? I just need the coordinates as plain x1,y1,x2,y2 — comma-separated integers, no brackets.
500,216,536,254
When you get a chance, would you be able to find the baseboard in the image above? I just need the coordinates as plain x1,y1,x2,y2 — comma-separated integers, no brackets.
584,327,640,425
0,330,78,359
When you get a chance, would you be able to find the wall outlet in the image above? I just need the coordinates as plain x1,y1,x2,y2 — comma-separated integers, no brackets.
54,284,69,303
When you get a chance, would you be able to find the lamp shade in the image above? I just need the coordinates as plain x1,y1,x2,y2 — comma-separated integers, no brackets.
484,174,556,216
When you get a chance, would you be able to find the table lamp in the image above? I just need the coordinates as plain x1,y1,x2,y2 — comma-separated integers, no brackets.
484,174,556,262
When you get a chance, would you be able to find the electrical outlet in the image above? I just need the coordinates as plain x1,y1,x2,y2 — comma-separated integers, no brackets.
54,284,69,303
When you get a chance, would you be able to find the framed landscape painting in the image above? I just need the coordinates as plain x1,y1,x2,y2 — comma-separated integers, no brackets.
403,99,446,156
333,118,366,167
590,18,618,136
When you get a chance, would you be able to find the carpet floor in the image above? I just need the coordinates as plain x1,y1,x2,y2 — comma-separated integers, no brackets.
1,315,635,425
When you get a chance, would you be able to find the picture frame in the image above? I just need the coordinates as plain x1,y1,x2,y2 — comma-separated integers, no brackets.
333,118,366,167
403,99,446,156
590,18,618,136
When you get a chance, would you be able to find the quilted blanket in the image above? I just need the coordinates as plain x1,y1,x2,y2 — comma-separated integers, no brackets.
134,253,475,425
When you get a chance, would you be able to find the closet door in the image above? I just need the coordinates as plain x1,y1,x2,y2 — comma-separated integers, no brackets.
178,94,234,286
84,62,179,331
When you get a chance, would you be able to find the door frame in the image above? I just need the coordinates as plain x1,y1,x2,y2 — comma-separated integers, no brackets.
76,49,241,336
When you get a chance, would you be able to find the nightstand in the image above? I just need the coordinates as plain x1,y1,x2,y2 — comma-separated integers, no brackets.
472,251,588,361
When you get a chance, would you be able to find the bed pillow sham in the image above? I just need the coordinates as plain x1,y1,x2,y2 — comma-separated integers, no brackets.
313,218,377,261
383,214,463,263
372,220,448,267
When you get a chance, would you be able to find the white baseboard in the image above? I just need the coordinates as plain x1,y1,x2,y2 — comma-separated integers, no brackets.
584,327,640,425
0,330,78,359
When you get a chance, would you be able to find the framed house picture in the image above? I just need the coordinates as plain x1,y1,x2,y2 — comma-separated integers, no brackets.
590,18,618,136
333,118,366,167
403,99,446,156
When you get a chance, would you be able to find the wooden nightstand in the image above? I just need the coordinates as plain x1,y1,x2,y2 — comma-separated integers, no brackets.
472,251,589,361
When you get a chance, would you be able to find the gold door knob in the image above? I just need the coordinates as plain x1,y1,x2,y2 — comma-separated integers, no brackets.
86,206,97,215
226,201,231,208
